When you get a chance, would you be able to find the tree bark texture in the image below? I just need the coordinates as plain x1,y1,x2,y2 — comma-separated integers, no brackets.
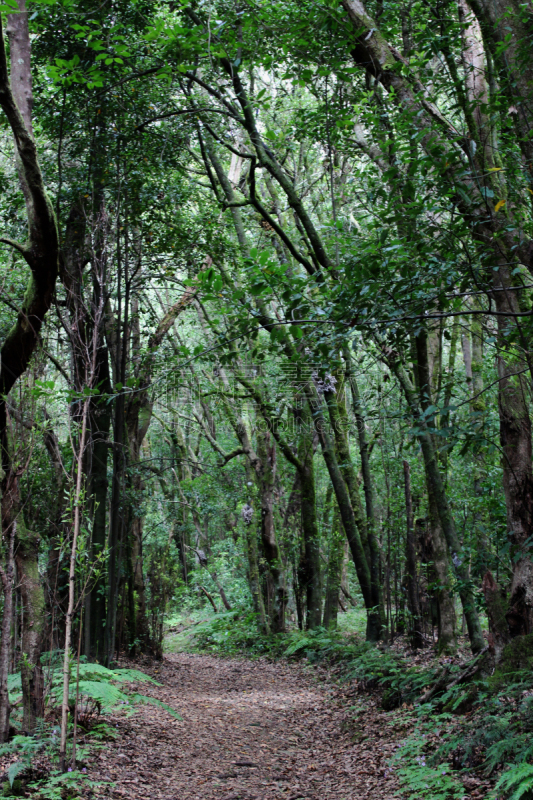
324,386,381,639
0,480,15,742
323,504,344,629
15,513,45,733
296,407,322,629
403,461,423,649
60,402,89,772
86,344,112,659
256,427,286,632
307,390,374,628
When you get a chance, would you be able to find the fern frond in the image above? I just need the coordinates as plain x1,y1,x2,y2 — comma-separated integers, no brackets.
495,763,533,800
46,663,159,712
131,694,183,720
71,663,158,685
8,761,27,787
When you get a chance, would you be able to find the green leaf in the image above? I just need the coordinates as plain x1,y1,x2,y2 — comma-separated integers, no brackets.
8,761,26,787
131,694,183,720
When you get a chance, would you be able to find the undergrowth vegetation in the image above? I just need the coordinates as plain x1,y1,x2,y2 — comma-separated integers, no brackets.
0,660,180,799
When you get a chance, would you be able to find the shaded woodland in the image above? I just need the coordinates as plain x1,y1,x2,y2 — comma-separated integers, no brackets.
0,0,531,795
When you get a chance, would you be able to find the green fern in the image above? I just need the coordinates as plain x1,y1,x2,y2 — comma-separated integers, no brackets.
131,694,183,719
494,763,533,800
7,760,27,788
486,737,533,773
46,664,159,713
71,680,130,709
7,672,22,705
47,662,183,722
0,734,44,761
28,769,108,800
284,635,318,656
72,663,157,685
0,735,46,789
393,728,463,800
396,762,463,799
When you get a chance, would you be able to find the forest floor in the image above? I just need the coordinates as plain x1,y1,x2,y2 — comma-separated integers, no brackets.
86,651,406,800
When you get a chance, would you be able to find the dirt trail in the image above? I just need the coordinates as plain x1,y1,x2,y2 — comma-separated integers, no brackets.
90,652,401,800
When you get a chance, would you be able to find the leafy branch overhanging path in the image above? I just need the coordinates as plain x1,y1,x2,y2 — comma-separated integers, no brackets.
87,653,402,800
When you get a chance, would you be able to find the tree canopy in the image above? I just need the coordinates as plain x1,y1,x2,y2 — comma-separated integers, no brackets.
0,0,532,794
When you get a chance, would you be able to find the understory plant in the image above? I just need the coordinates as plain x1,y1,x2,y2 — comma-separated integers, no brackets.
0,660,181,798
391,664,533,799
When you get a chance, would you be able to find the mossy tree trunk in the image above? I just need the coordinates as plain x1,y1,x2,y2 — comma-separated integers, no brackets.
344,350,382,622
324,386,381,640
323,504,344,630
15,513,45,733
296,405,322,629
243,461,267,633
0,472,14,743
306,389,374,628
86,343,112,659
411,329,457,653
0,0,58,740
403,460,423,649
256,427,287,632
482,571,511,662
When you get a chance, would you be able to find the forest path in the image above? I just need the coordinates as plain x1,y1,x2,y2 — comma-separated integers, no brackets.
91,652,401,800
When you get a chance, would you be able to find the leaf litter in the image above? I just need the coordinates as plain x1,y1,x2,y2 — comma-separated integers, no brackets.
85,652,406,800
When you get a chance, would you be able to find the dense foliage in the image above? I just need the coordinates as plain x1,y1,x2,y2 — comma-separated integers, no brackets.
0,0,531,795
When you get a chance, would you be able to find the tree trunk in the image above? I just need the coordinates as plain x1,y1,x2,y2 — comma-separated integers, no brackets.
323,504,344,629
389,348,484,653
415,517,439,638
482,570,510,661
15,514,45,733
308,390,374,627
256,427,286,632
463,311,489,571
323,386,381,639
403,461,423,649
86,343,112,659
412,330,458,653
297,407,322,629
104,333,127,667
246,523,267,632
498,354,533,636
60,401,89,771
344,349,381,607
6,1,33,134
465,0,533,186
131,513,151,650
0,474,15,743
0,6,59,724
